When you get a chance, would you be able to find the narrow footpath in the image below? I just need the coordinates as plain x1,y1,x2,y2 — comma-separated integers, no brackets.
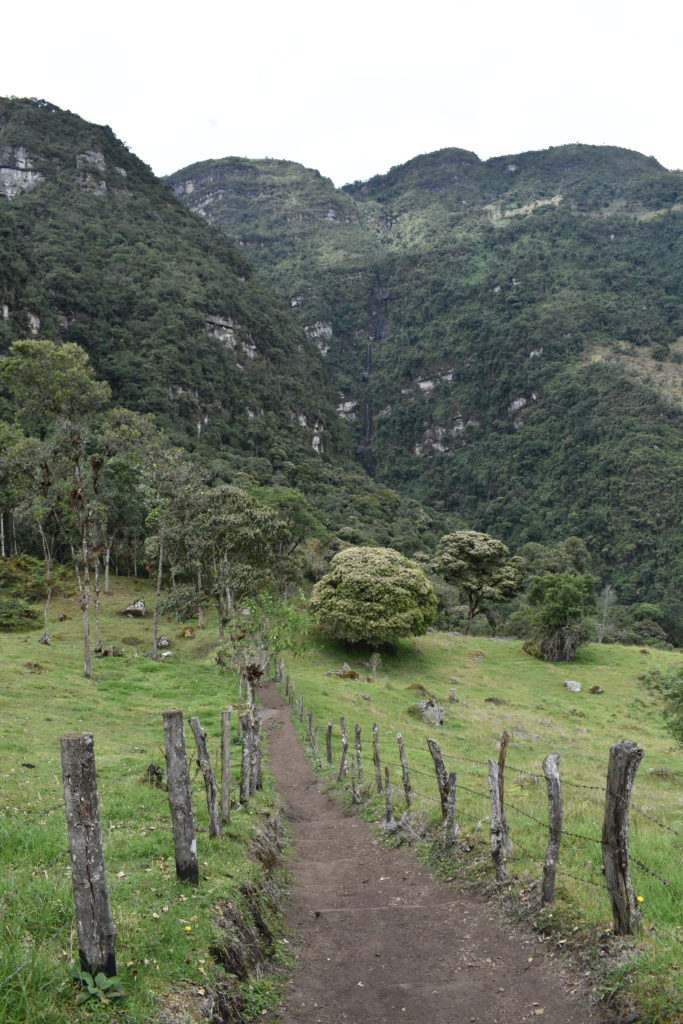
260,684,607,1024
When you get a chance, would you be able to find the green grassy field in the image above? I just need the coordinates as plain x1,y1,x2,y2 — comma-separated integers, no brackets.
0,578,283,1024
1,580,681,1022
285,632,683,1023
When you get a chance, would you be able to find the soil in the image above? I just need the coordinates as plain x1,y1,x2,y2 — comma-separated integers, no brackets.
261,683,610,1024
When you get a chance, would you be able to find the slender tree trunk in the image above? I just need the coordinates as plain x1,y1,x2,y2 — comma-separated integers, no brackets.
151,533,164,660
81,528,92,680
197,570,205,628
104,538,113,596
38,524,53,646
93,555,102,654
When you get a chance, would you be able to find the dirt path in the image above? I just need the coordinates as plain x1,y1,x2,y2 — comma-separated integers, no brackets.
261,684,606,1024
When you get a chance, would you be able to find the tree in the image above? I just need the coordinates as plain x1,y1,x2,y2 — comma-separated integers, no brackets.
526,571,596,661
310,546,437,647
431,530,521,634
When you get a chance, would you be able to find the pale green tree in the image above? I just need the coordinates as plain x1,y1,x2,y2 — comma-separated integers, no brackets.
310,546,437,647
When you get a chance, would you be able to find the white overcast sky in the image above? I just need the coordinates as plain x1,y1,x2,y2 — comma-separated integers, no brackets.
3,0,682,186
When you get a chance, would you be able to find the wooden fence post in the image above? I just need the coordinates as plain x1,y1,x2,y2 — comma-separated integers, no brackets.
338,717,349,780
445,771,457,848
355,723,364,782
313,724,319,759
250,712,262,794
306,709,314,745
602,739,644,935
60,732,117,977
384,766,394,824
350,755,361,804
189,716,221,839
297,695,305,723
284,674,290,698
276,657,285,683
541,752,562,905
162,710,199,885
325,722,333,765
427,737,449,819
497,731,513,859
372,722,383,794
220,709,232,825
487,759,506,882
397,733,412,807
239,710,253,805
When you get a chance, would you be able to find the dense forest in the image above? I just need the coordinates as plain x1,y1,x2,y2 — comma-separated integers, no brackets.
167,146,683,641
2,97,683,642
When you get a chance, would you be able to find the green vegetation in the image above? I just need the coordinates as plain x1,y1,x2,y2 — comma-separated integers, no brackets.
640,664,683,745
431,529,521,634
171,144,683,641
310,545,437,646
285,631,682,1022
0,577,287,1024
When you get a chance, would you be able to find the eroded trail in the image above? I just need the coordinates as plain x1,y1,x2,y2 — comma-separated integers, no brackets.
261,684,604,1024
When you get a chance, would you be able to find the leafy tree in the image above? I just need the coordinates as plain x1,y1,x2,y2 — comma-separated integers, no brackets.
525,571,596,661
310,545,436,647
640,665,683,745
431,530,521,634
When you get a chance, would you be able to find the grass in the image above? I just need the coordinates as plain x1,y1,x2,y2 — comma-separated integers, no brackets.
284,631,683,1023
0,577,283,1024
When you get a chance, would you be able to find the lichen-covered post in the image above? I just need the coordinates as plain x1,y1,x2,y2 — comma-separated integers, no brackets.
60,732,117,977
251,712,263,793
497,730,512,859
306,709,314,745
325,721,333,765
354,723,364,782
445,771,457,848
487,759,506,882
541,752,562,905
372,722,383,794
397,733,412,807
602,739,644,934
427,737,449,819
189,715,221,838
239,709,253,805
220,709,232,825
162,711,199,884
384,766,394,824
337,717,349,780
350,755,360,804
313,724,319,760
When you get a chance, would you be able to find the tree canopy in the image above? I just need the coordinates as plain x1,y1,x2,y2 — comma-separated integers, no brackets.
431,530,521,633
310,545,437,647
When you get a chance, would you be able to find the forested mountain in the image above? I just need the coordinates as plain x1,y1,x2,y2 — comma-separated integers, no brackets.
0,97,444,555
167,147,683,639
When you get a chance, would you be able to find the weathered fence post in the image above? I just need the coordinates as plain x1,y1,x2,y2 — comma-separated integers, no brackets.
487,759,506,882
60,732,117,977
325,721,333,765
397,732,412,807
445,771,457,848
276,658,285,684
189,716,221,839
338,717,349,780
355,723,364,782
162,710,199,884
239,709,253,805
372,722,383,794
297,695,305,723
284,674,290,698
220,709,232,825
350,755,361,805
306,709,314,745
497,730,513,859
602,739,644,934
313,724,319,760
384,766,394,824
250,712,263,794
541,752,562,905
427,737,449,819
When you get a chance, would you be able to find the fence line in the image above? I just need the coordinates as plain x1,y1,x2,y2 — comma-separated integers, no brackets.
283,680,681,937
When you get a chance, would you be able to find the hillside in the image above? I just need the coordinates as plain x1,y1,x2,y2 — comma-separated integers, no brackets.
0,97,448,554
167,146,683,639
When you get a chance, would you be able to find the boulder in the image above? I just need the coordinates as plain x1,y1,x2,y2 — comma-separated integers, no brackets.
418,699,444,726
589,684,604,694
122,598,146,617
157,635,170,648
564,679,582,692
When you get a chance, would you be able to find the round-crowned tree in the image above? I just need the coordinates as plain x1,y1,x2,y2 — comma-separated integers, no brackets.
310,546,437,647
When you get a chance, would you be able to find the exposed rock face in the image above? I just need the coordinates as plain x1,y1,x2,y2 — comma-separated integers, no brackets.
0,145,44,198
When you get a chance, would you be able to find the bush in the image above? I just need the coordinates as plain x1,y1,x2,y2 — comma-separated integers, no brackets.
640,665,683,744
0,597,39,632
